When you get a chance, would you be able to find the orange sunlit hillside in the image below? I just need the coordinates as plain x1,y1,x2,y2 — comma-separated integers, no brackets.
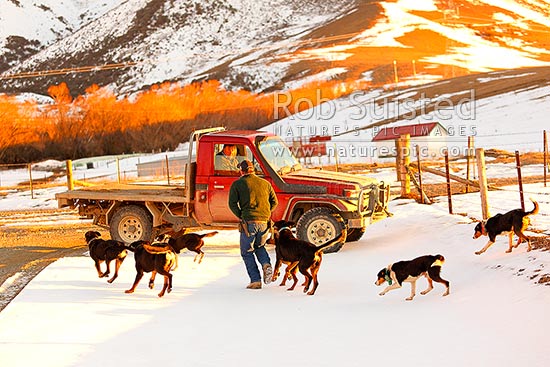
0,78,369,164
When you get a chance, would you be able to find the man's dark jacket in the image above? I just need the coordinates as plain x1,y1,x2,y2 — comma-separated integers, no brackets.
228,173,277,221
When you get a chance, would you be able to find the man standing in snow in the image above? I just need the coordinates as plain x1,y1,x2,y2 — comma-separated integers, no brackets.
228,160,277,289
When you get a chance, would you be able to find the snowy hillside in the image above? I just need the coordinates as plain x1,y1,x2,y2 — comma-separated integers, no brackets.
0,0,356,94
1,0,550,95
0,0,125,70
269,67,550,164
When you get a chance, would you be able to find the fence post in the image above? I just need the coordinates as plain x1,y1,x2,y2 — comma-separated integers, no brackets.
415,145,424,204
544,130,548,187
399,134,410,197
165,155,171,185
515,151,525,211
476,148,490,219
393,60,399,86
395,137,402,181
66,160,74,190
116,158,121,183
466,136,474,192
444,151,453,214
28,163,34,199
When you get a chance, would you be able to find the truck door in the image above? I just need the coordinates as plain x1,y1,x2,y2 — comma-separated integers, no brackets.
207,144,255,223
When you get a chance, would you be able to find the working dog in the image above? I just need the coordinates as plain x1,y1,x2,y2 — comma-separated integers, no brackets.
271,220,347,295
472,199,539,255
85,231,128,284
154,230,218,264
375,254,450,301
125,239,178,297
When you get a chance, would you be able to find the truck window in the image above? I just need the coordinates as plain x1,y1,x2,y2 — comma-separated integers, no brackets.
214,144,264,176
214,144,241,175
258,137,301,175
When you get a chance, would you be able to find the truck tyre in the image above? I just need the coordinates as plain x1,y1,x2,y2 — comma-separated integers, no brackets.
346,227,366,242
110,205,153,243
296,207,345,253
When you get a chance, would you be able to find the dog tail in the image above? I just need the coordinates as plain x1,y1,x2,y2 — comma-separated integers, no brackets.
315,228,348,254
200,231,219,238
124,240,150,252
143,243,176,255
527,198,539,216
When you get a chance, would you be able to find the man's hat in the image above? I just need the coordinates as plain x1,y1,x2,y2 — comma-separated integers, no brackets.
238,160,254,172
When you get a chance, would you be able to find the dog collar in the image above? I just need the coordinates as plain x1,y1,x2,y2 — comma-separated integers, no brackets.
481,220,487,236
384,268,392,285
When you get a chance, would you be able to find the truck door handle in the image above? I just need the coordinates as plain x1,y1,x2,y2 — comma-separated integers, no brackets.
214,185,225,189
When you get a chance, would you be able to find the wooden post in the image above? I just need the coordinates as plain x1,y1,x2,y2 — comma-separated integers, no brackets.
116,158,121,183
400,134,410,197
466,136,474,193
444,151,453,214
476,148,490,219
165,155,171,185
544,130,548,187
66,160,74,190
515,151,525,211
395,137,402,181
469,136,476,179
393,60,399,85
28,163,34,199
415,145,424,204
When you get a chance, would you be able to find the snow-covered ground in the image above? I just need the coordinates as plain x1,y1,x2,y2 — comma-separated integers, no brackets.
0,188,549,367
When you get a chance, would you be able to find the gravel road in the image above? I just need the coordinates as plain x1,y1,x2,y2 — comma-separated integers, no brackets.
0,212,102,312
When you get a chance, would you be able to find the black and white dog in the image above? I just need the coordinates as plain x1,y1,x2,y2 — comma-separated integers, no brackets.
473,199,539,255
375,254,450,301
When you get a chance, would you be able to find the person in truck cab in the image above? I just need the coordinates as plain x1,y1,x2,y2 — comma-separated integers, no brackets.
215,144,239,171
228,160,277,290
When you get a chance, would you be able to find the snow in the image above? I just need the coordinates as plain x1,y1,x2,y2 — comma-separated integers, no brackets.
297,0,550,77
0,189,549,367
0,0,124,46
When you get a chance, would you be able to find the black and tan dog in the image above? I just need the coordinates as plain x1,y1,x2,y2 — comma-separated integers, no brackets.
154,230,218,264
125,240,178,297
85,231,128,284
375,254,450,301
271,220,346,295
472,199,539,255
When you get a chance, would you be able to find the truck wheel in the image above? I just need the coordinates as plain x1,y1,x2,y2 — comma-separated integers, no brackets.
296,207,345,253
346,227,366,242
110,205,153,243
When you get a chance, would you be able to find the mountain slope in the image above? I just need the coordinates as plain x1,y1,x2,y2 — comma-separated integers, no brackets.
1,0,549,96
0,0,125,72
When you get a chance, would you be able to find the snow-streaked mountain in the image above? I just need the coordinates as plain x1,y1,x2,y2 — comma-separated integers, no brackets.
0,0,125,70
1,0,550,95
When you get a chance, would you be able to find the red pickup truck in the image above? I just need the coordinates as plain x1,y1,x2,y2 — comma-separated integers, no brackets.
56,127,390,252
